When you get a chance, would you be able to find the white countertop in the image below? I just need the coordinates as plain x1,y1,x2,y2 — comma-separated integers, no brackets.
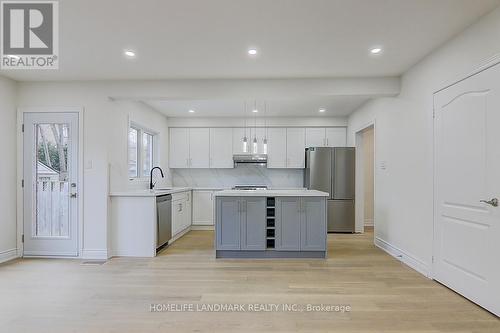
213,189,329,197
109,187,191,197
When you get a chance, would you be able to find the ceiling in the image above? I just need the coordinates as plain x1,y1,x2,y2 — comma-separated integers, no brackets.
143,96,369,117
1,0,499,81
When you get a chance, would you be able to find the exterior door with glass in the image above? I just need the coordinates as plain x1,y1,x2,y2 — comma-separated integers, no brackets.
23,112,79,257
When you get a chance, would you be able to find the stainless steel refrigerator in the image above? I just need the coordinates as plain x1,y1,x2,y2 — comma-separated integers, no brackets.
304,147,355,232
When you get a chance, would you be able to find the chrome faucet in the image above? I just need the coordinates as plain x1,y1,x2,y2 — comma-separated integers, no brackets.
149,167,164,190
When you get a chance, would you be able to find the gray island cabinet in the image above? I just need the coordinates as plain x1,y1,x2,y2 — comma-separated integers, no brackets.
214,190,329,258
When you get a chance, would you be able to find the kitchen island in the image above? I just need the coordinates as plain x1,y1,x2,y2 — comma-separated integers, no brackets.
214,189,329,258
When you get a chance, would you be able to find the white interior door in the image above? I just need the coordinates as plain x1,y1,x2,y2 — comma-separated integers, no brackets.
23,112,79,257
434,63,500,316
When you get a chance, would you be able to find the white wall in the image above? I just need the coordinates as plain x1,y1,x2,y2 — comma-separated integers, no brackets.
347,6,500,276
16,83,170,259
108,101,172,192
0,76,18,263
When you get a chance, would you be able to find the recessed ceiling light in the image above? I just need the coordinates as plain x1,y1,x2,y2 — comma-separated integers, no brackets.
252,109,258,113
370,47,382,54
124,50,136,57
319,108,326,113
248,48,258,56
188,109,195,113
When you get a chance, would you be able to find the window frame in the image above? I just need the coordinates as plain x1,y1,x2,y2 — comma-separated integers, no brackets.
128,122,158,180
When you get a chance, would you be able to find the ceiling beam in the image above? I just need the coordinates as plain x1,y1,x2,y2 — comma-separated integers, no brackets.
107,77,400,101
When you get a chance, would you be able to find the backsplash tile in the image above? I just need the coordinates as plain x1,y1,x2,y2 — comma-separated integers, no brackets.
172,165,304,189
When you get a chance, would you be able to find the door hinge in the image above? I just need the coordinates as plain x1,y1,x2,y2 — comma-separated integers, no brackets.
21,179,24,188
22,234,24,243
21,124,24,132
432,256,434,263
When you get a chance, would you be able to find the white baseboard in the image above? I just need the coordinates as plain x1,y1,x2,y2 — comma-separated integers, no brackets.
364,219,374,227
169,226,191,244
191,225,214,231
81,248,109,260
375,237,431,278
0,248,19,264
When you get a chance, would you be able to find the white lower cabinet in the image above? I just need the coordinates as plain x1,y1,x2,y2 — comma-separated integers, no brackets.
172,191,192,236
192,190,215,226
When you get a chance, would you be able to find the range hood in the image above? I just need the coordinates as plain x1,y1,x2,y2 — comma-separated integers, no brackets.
233,154,267,167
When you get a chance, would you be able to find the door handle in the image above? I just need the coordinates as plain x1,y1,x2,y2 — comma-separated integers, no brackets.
480,198,498,207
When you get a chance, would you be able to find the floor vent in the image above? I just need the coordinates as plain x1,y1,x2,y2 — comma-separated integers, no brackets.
81,260,107,265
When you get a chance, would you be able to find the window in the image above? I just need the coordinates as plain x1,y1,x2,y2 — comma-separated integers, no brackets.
128,124,157,179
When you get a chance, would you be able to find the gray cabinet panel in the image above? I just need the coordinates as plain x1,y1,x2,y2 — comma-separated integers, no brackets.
276,197,301,251
240,197,266,250
216,197,240,250
301,197,327,251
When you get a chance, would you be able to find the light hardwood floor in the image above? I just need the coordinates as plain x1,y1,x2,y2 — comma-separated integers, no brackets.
0,230,498,333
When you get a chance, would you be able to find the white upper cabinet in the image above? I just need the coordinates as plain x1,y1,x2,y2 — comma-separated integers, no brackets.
305,127,347,148
267,128,287,168
189,128,210,168
305,128,326,147
171,126,346,169
169,128,190,168
286,128,306,168
210,128,233,168
325,127,347,147
169,128,209,168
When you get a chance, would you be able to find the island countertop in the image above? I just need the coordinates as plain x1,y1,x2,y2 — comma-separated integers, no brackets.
213,189,329,197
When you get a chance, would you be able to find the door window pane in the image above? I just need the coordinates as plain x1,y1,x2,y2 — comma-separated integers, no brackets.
128,127,138,178
35,123,70,237
142,132,154,177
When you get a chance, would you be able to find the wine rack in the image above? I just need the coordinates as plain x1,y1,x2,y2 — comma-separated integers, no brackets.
266,197,276,249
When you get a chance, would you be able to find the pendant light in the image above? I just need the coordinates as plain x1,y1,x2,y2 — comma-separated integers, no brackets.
242,101,248,153
263,101,268,154
252,100,258,154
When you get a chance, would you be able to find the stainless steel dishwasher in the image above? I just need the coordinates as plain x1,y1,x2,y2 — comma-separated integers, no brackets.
156,194,172,250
